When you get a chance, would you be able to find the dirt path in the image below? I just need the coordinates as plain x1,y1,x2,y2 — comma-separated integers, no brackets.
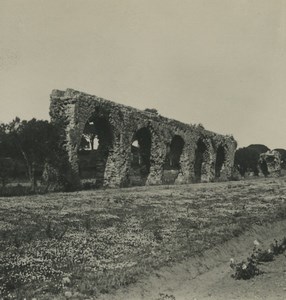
99,220,286,300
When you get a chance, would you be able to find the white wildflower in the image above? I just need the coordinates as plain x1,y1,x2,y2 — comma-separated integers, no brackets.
230,258,235,264
62,277,71,285
64,291,72,298
253,239,260,246
242,263,247,270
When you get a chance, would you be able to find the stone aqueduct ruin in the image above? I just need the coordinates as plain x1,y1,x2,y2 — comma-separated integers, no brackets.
50,89,237,188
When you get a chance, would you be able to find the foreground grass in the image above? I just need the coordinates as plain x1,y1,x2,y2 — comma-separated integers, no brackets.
1,178,286,299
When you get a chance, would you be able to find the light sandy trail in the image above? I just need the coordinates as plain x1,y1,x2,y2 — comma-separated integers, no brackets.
99,220,286,300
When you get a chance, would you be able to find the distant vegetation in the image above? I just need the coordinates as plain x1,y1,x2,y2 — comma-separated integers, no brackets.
0,118,69,196
247,144,270,154
234,144,271,176
235,147,259,176
234,144,286,177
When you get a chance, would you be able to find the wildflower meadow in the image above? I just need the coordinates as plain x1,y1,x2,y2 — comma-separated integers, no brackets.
1,177,286,299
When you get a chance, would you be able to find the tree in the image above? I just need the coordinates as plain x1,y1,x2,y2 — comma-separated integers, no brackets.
0,122,18,186
247,144,270,154
234,144,269,176
0,158,14,187
5,118,61,192
234,147,260,176
82,122,97,150
0,122,17,158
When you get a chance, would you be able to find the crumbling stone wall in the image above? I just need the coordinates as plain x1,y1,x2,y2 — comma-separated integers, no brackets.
50,89,237,188
258,150,281,177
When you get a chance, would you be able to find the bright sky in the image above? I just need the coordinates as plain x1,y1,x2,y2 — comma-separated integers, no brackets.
1,0,286,149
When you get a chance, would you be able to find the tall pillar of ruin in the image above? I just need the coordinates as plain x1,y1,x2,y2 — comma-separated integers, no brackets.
146,130,166,185
223,140,237,179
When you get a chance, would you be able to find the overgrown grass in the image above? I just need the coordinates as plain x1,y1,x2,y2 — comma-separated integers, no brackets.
1,177,286,299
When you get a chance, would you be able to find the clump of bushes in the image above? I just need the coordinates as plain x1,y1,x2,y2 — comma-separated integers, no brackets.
230,257,261,280
156,293,176,300
270,238,286,255
230,237,286,280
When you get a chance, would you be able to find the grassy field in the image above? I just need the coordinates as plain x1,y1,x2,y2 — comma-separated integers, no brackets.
1,177,286,299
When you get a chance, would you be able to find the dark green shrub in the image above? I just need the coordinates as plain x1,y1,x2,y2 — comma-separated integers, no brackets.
271,238,286,255
230,258,262,280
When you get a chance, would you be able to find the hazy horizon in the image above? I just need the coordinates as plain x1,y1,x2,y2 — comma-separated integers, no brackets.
1,0,286,149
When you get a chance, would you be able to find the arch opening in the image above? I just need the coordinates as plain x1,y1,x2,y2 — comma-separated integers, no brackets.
163,135,185,184
129,127,152,186
215,145,226,178
259,160,269,177
194,138,208,182
78,115,113,187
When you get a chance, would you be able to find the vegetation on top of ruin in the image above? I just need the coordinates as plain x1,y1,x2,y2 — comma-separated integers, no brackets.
144,108,159,115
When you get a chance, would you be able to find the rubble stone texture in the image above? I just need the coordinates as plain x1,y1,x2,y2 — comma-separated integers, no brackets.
258,150,281,177
50,89,237,188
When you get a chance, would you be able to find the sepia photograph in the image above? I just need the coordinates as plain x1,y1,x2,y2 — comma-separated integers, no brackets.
0,0,286,299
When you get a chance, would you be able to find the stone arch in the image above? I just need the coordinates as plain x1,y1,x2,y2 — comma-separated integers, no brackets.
78,112,114,187
194,138,208,182
215,144,226,178
163,135,185,184
129,127,152,186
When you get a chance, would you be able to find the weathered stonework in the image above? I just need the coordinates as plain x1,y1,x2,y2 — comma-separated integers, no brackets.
258,150,281,177
50,89,237,188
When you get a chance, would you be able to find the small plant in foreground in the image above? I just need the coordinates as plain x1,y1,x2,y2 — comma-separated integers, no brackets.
230,257,262,280
230,237,286,280
270,238,286,255
251,248,274,263
156,293,176,300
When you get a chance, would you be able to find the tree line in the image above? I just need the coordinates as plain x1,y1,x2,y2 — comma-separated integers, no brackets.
0,118,70,192
234,144,286,176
